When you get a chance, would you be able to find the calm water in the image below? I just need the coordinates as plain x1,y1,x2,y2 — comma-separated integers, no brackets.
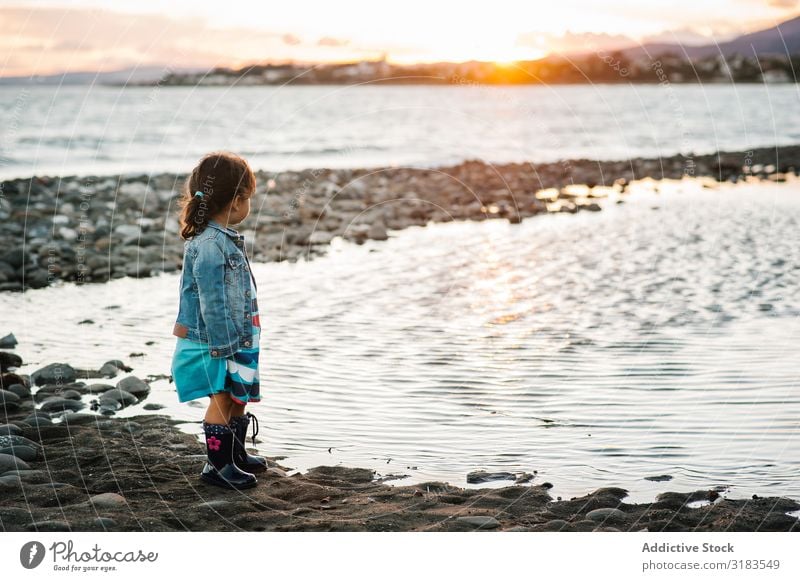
2,177,799,503
1,84,800,179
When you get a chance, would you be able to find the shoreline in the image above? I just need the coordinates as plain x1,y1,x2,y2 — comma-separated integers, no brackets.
1,347,799,532
1,144,799,291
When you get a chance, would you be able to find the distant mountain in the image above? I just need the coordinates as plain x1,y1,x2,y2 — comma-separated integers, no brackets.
617,15,800,60
0,66,199,86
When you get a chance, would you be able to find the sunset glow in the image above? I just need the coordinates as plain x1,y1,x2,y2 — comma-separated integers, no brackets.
0,0,797,77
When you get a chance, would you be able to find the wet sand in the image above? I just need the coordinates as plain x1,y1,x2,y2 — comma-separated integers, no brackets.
1,356,798,532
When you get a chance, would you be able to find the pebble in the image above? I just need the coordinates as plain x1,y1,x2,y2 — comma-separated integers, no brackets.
644,474,673,482
0,332,17,348
89,492,128,509
58,413,99,426
86,383,115,394
0,445,37,461
98,388,138,408
142,403,165,410
0,434,41,450
93,517,117,530
0,423,22,436
26,520,71,532
466,470,517,484
31,362,78,385
586,508,629,523
0,452,31,473
455,516,501,529
0,474,22,488
116,376,150,397
0,352,22,371
0,389,21,410
40,397,86,413
7,384,31,398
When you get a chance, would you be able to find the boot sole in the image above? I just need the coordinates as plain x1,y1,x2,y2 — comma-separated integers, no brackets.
200,473,258,490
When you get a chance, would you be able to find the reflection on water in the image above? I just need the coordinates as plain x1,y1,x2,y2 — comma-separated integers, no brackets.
2,178,799,503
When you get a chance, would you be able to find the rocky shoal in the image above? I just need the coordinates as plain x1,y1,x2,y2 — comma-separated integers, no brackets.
1,338,798,532
1,145,799,291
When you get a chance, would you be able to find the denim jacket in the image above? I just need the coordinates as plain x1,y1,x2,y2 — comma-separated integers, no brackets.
172,219,257,358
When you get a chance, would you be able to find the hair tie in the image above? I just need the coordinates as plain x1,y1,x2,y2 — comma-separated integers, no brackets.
194,190,204,198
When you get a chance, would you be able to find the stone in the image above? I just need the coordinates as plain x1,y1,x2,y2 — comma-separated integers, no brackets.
40,398,86,413
367,222,388,241
0,452,30,473
26,520,71,532
98,389,138,408
0,333,17,348
93,517,117,529
116,376,150,397
142,403,165,410
31,362,77,386
7,384,31,398
0,351,22,372
0,445,37,461
0,423,22,436
0,389,21,410
466,470,517,484
455,516,501,529
586,508,629,524
86,383,115,394
89,492,127,509
58,413,99,426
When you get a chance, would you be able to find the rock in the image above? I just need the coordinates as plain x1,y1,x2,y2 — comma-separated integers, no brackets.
0,434,42,450
644,474,673,482
367,222,389,241
26,520,71,532
86,383,115,394
7,383,31,398
89,492,127,509
308,231,334,245
58,413,99,426
142,403,165,410
0,474,22,488
586,508,629,524
93,517,117,530
0,389,21,410
0,452,30,473
31,362,77,386
455,516,501,529
98,389,138,408
40,397,86,413
0,351,22,371
0,445,37,461
0,333,17,348
466,470,517,484
21,415,52,427
116,376,150,397
0,423,22,436
97,362,121,378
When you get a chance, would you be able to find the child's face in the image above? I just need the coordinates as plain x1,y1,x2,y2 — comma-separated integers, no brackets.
223,191,252,225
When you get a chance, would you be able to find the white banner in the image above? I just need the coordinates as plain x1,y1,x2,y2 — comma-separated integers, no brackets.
0,532,797,580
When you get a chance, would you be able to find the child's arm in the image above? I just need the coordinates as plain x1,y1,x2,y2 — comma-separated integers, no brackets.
193,237,240,358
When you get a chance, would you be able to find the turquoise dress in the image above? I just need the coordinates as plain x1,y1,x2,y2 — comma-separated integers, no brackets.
171,270,261,404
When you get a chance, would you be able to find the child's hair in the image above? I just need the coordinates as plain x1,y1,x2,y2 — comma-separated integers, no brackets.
178,151,256,239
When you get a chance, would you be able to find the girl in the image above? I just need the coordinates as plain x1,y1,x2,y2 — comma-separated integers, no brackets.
171,151,266,490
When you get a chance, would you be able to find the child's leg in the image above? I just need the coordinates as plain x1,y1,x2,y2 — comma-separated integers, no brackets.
230,402,246,418
205,393,234,424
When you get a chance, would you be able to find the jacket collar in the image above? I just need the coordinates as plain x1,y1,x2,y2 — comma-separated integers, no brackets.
207,219,245,247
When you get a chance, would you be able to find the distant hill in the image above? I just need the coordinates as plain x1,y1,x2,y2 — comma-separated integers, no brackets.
0,66,199,86
617,15,800,60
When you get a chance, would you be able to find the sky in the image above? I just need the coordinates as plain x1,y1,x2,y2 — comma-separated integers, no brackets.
1,0,799,76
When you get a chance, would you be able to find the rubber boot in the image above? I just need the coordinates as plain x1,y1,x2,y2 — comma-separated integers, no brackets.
229,412,268,473
200,421,257,489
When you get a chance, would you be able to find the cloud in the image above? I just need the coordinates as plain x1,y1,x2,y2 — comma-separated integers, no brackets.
516,30,636,55
318,36,350,47
0,6,371,76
